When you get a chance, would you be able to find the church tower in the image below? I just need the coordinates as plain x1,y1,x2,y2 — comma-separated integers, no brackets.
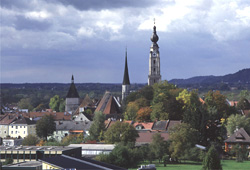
148,21,161,86
65,75,80,113
122,49,130,103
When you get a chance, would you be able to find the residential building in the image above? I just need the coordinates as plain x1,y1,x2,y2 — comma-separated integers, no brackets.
23,111,72,121
9,117,36,138
0,114,18,138
49,120,92,141
224,128,250,153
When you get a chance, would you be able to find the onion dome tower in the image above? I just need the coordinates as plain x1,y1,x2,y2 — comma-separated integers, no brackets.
148,20,161,85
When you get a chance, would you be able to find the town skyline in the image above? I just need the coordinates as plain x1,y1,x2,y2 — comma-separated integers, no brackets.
1,0,250,83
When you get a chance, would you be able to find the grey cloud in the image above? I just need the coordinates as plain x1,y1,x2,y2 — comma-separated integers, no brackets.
14,15,51,31
1,0,33,10
49,0,156,11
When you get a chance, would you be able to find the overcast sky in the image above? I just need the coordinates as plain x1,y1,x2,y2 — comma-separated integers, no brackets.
1,0,250,83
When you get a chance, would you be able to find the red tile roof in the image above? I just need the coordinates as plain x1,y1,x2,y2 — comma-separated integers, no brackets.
95,92,121,115
136,132,169,144
133,122,154,130
22,112,71,121
0,113,18,125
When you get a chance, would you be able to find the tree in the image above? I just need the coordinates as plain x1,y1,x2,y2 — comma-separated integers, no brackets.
237,98,250,110
231,144,248,162
104,121,138,145
150,133,168,163
34,103,46,112
169,123,198,159
18,98,34,111
49,95,64,112
95,143,142,168
88,111,106,141
204,90,229,119
22,134,39,146
226,114,250,135
36,115,56,141
124,101,139,121
203,145,222,170
151,102,168,121
136,107,152,122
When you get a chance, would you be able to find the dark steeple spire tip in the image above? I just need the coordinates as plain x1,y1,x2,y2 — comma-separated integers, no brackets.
122,48,130,85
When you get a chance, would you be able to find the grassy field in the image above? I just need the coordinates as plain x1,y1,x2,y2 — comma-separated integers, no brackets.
129,160,250,170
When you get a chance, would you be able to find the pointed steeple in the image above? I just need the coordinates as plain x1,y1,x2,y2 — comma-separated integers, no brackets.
66,75,79,98
71,75,74,83
122,48,130,85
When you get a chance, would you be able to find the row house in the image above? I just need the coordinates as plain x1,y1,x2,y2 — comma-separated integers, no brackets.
0,114,36,139
9,117,36,138
0,114,18,138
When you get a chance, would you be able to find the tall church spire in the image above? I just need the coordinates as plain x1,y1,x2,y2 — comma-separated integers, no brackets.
122,48,130,85
122,48,130,103
148,20,161,86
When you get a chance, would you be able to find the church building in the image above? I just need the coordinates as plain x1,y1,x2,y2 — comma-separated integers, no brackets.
65,75,80,113
148,22,161,86
122,49,130,103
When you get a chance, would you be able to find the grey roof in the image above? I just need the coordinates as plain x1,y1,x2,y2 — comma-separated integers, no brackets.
225,128,250,143
40,154,127,170
122,50,130,85
2,161,42,168
12,117,36,125
0,146,80,152
152,120,168,131
69,144,115,150
55,120,92,131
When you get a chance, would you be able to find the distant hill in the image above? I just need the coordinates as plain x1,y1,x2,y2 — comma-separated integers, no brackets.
169,68,250,88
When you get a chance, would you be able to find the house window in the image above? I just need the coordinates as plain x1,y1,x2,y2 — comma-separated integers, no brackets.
11,131,13,134
4,131,6,134
20,126,22,128
12,126,14,128
16,126,18,129
15,131,18,134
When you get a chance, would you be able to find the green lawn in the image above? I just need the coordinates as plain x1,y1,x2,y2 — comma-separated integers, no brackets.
129,160,250,170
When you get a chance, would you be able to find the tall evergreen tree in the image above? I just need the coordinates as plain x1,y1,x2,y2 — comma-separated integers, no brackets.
203,145,222,170
88,111,106,141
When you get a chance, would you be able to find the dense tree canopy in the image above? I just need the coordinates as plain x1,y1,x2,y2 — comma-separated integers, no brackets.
226,114,250,135
169,123,198,159
49,95,65,112
22,134,39,146
104,121,138,145
36,115,56,141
